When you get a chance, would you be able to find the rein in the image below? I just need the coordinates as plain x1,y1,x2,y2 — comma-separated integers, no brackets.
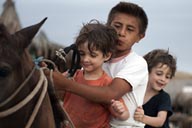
0,57,75,128
0,66,36,107
0,67,48,128
40,59,76,128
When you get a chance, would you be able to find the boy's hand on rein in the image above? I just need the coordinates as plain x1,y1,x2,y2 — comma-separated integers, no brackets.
39,61,48,67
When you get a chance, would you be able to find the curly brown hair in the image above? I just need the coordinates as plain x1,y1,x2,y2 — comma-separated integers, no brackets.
75,20,118,59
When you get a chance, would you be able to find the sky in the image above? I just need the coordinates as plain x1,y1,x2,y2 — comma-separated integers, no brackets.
1,0,192,73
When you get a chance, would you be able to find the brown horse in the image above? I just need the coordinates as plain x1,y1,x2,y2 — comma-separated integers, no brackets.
0,18,74,128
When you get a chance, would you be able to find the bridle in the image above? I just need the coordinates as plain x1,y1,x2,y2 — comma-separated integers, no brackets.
56,44,81,77
0,66,48,128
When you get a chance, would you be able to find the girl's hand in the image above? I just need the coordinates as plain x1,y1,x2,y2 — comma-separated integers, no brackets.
134,106,145,122
109,99,129,120
110,99,126,114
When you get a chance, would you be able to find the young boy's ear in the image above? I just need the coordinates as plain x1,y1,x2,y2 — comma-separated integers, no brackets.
136,33,145,43
104,52,112,62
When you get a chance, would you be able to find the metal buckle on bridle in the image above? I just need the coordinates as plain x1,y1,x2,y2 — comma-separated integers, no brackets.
56,48,67,63
56,44,81,77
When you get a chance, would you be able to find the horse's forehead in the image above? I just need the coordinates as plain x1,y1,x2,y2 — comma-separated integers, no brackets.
0,40,16,53
0,41,20,65
0,25,24,48
0,31,14,45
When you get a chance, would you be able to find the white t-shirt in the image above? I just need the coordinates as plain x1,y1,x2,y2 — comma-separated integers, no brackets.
103,51,148,128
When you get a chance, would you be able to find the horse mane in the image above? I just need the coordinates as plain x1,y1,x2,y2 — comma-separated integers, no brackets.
46,77,66,127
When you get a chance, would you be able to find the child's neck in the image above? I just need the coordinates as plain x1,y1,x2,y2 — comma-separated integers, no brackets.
110,50,131,63
83,69,103,80
144,86,159,104
114,49,131,58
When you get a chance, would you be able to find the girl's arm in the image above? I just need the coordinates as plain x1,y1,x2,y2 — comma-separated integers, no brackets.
51,70,131,104
134,106,167,127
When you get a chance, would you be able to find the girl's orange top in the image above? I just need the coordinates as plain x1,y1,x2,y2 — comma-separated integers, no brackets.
63,70,112,128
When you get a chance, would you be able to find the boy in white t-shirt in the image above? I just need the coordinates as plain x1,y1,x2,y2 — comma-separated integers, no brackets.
49,1,149,128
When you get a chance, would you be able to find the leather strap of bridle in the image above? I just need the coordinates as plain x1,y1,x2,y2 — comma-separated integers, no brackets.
67,44,81,77
56,44,81,77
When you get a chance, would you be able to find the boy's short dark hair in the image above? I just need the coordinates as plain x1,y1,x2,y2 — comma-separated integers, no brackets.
144,49,177,78
75,20,118,58
107,1,148,35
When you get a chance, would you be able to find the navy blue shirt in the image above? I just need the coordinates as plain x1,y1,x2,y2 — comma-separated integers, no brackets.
143,90,173,128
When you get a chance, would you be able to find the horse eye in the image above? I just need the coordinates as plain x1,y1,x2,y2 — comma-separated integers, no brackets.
0,68,10,78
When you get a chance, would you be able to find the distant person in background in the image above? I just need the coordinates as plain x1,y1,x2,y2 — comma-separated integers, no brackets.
48,1,149,127
134,49,177,128
63,20,129,128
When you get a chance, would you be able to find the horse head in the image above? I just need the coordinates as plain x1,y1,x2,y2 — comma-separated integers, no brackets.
0,17,47,103
0,18,75,128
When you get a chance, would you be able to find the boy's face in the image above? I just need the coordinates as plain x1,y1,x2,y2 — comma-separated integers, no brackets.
110,13,144,57
78,41,111,76
148,63,172,92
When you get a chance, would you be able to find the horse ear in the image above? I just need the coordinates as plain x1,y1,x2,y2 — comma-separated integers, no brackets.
14,17,47,49
0,24,8,38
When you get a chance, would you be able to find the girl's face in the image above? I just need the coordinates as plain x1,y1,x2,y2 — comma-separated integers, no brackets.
78,41,111,75
148,63,172,92
110,13,144,57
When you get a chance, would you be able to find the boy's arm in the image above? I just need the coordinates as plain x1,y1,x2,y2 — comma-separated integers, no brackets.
51,70,132,104
134,106,167,127
109,99,129,120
